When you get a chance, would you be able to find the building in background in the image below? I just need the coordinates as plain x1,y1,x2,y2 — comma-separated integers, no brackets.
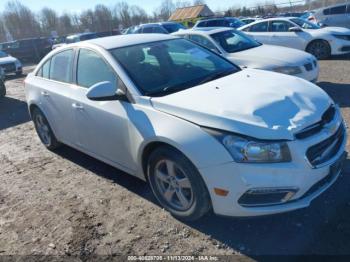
168,4,215,27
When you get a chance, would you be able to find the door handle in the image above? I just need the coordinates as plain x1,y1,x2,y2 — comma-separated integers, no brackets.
41,91,50,97
72,103,84,110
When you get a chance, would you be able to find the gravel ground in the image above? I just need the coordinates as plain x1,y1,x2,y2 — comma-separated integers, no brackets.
0,57,350,260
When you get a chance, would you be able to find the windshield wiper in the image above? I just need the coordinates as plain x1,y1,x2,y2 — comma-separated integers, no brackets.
198,69,236,85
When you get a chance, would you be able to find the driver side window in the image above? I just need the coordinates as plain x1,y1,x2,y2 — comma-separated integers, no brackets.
77,49,117,88
246,22,269,32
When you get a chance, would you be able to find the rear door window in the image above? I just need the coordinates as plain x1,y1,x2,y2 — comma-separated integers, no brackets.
49,49,74,83
36,59,51,78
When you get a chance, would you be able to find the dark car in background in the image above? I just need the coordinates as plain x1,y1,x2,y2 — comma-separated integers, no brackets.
193,17,245,29
52,32,98,49
1,38,52,62
125,22,186,34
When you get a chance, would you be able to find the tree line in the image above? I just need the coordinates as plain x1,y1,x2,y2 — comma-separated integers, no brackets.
0,0,205,42
0,0,347,42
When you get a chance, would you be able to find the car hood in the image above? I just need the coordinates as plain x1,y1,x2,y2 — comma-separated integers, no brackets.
226,44,314,69
0,56,17,64
151,69,331,140
305,26,350,35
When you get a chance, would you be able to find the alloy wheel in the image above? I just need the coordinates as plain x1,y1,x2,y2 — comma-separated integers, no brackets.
154,159,194,211
34,114,51,145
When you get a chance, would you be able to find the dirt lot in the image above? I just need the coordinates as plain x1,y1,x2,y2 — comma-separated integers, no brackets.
0,57,350,260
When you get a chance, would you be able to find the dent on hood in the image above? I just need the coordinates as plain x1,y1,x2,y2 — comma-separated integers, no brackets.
248,91,319,132
151,69,331,140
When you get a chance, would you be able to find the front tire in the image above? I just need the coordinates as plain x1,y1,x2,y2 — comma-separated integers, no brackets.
32,107,61,150
147,146,211,221
306,40,331,59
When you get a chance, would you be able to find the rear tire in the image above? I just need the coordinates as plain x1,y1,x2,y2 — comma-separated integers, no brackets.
147,146,211,221
306,40,331,60
32,107,61,150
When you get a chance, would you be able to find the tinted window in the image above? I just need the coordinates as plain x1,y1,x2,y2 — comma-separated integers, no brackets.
162,23,186,33
323,8,331,15
247,22,269,32
49,49,74,83
206,20,220,27
196,21,207,27
77,49,117,88
142,27,154,33
329,5,346,15
153,26,167,34
188,35,218,51
270,21,293,32
110,39,238,96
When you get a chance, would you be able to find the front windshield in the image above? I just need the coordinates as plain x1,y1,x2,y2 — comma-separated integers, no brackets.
0,51,8,58
291,18,320,29
110,39,239,96
211,30,261,53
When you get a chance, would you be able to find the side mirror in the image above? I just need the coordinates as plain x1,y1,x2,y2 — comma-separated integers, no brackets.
86,81,124,101
289,27,303,33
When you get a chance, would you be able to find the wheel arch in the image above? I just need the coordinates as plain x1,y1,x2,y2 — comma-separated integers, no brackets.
140,140,190,181
28,102,60,141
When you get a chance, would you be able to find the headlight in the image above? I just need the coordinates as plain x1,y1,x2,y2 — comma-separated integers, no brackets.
203,128,291,163
273,66,302,75
332,34,350,41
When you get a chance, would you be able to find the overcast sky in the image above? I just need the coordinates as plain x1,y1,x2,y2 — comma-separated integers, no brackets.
0,0,304,14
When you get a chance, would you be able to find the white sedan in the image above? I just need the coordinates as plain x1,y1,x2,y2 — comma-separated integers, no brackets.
25,34,347,220
0,50,23,76
173,28,319,82
239,17,350,59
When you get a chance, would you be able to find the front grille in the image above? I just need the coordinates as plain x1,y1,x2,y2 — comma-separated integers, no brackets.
306,124,345,167
295,105,336,139
304,62,313,71
0,62,16,73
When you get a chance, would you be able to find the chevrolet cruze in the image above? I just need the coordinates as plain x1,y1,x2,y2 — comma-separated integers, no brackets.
25,34,347,221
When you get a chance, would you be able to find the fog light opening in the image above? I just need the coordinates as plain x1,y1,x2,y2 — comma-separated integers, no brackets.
238,187,298,207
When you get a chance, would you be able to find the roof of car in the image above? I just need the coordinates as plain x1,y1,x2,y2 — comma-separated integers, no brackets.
197,16,239,22
86,34,176,50
173,27,232,35
239,17,298,29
